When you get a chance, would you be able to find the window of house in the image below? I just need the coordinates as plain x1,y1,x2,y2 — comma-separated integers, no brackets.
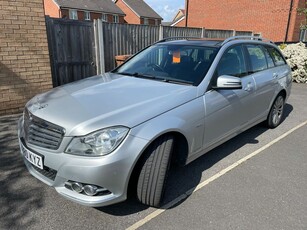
113,15,119,23
155,19,159,26
144,18,149,25
69,9,78,20
101,14,107,22
84,11,91,20
246,45,268,72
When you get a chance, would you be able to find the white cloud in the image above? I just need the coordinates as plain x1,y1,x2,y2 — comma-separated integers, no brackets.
145,0,185,22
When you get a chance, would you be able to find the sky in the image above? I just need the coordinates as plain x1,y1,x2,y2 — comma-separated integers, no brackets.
145,0,185,22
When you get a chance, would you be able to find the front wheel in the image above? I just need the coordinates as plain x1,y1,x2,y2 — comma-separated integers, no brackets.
136,135,174,207
266,95,285,128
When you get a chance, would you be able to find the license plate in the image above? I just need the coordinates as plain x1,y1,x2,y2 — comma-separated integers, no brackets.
20,142,44,169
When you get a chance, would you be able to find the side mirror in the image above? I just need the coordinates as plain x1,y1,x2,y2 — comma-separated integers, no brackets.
215,75,242,89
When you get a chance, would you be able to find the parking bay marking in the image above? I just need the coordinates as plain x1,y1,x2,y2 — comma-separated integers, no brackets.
126,120,307,230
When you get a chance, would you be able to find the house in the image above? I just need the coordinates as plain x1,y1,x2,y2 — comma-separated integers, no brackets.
184,0,306,42
114,0,163,25
170,9,186,27
44,0,126,23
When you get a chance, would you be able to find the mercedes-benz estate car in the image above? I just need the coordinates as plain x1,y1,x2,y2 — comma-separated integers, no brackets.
18,36,292,207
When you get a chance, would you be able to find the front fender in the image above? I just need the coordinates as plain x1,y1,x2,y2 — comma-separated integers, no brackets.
130,96,205,155
130,116,188,141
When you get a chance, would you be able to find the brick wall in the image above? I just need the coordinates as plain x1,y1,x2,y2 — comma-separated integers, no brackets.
287,0,306,41
174,18,186,27
0,0,53,115
56,8,125,23
116,0,141,24
187,0,305,42
141,18,161,26
44,0,60,17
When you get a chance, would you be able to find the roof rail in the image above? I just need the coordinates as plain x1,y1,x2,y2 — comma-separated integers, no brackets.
221,36,274,46
155,36,202,44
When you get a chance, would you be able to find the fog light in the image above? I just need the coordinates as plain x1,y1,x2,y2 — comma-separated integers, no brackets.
83,185,98,196
71,182,83,193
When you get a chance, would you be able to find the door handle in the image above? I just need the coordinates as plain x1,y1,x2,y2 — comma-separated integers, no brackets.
244,82,252,92
273,73,278,79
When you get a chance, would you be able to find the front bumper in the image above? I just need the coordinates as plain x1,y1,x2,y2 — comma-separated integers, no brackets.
18,118,148,207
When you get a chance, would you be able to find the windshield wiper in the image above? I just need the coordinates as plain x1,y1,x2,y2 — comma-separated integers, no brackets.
116,72,158,80
162,78,193,85
115,72,193,85
132,72,157,80
115,72,135,76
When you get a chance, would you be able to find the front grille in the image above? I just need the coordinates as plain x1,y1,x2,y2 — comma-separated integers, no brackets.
32,164,57,181
24,108,65,150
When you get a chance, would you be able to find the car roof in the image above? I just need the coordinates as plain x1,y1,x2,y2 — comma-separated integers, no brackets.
156,39,222,47
155,36,275,48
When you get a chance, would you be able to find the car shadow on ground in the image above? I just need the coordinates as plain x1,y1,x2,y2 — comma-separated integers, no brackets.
0,115,44,229
99,103,293,216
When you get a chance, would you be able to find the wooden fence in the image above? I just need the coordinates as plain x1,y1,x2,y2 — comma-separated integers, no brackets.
46,17,96,87
46,17,254,86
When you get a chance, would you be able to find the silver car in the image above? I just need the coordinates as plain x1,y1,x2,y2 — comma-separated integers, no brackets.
18,36,292,207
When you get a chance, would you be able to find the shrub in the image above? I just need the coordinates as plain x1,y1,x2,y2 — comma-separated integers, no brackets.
280,42,307,83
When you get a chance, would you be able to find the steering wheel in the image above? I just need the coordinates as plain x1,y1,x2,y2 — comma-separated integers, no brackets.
148,63,164,72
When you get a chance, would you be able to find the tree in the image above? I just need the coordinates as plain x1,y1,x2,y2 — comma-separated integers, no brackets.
298,6,307,30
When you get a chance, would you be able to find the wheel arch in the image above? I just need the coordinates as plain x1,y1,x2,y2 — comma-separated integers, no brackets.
278,89,287,99
126,130,189,198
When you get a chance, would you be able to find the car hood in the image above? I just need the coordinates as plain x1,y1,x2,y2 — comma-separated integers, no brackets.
26,73,197,136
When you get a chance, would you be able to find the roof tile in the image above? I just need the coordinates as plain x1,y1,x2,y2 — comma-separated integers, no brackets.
123,0,162,19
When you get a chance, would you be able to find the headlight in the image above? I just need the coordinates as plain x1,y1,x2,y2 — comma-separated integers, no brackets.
65,126,129,156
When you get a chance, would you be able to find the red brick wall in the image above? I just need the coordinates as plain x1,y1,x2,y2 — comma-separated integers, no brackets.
107,14,125,23
287,0,306,41
174,18,186,27
0,0,53,115
60,9,69,18
145,18,161,26
116,0,141,24
44,0,60,17
119,16,125,24
187,0,305,42
91,12,102,20
59,9,125,23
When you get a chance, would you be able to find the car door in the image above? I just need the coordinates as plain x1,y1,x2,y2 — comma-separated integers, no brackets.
203,45,257,149
243,44,277,120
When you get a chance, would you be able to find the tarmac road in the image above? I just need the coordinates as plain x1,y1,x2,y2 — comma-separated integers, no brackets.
0,83,306,230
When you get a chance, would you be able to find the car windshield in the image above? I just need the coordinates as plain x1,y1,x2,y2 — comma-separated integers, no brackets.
113,44,218,86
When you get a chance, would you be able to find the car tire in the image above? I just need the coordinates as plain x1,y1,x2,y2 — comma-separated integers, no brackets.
266,95,285,128
137,134,174,207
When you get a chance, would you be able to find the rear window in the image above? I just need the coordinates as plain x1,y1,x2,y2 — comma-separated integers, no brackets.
262,46,275,68
267,47,286,66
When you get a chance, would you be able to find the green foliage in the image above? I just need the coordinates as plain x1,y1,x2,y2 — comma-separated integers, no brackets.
279,43,287,50
298,7,307,30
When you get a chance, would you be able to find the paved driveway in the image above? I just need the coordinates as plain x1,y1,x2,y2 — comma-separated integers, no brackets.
0,83,306,230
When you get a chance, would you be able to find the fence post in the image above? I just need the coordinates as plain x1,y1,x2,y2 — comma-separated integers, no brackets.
159,25,163,40
96,19,105,74
94,20,100,74
201,27,206,38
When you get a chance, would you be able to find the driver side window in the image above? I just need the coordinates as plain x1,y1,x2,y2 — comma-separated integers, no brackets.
210,45,247,88
216,45,247,77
